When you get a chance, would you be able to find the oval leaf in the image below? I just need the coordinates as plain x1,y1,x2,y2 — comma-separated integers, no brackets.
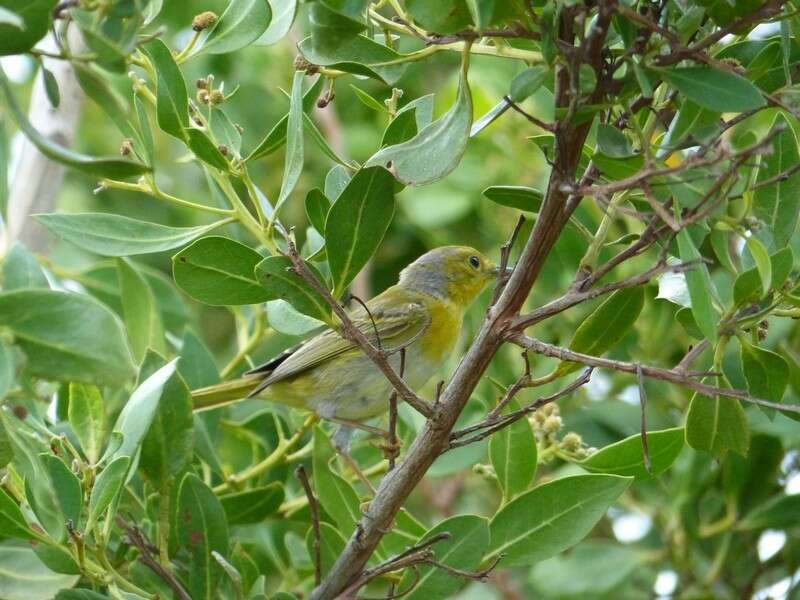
325,166,395,297
173,236,270,306
199,0,271,55
35,212,228,256
254,256,332,322
581,427,685,479
658,66,765,113
488,474,632,566
365,55,472,185
0,289,134,385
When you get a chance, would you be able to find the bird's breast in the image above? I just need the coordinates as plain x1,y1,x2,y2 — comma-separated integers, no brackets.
417,299,461,364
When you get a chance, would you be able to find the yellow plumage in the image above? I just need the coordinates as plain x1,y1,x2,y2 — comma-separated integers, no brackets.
191,246,498,423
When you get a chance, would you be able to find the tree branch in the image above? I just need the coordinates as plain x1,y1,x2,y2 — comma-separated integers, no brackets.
507,334,800,414
310,3,617,596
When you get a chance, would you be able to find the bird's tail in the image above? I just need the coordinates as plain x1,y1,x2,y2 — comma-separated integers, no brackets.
191,376,262,412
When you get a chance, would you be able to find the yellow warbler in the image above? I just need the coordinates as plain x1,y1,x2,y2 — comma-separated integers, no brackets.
192,246,499,442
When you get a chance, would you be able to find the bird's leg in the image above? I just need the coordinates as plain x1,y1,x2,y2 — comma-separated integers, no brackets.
331,425,376,495
329,417,403,465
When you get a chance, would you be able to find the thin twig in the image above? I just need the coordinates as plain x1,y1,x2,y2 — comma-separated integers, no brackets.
449,369,593,448
508,334,800,414
491,215,526,306
386,348,406,471
296,465,322,586
116,517,192,600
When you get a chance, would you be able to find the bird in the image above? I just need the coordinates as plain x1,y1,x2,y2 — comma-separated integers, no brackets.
191,245,501,455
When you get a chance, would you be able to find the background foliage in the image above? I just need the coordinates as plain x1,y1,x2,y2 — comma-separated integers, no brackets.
0,0,799,598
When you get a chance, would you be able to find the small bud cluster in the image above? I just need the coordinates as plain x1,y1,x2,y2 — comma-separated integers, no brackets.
196,75,225,106
530,403,594,461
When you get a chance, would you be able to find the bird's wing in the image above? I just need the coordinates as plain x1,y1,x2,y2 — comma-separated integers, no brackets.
251,298,429,391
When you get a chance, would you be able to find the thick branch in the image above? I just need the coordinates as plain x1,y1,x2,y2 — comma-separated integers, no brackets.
310,4,616,597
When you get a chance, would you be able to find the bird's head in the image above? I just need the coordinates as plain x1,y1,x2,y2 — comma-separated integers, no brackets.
398,246,500,307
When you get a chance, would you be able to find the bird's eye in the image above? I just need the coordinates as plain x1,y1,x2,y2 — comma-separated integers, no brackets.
468,255,480,269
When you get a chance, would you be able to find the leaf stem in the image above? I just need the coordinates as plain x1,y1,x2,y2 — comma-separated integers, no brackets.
101,177,235,216
213,414,319,493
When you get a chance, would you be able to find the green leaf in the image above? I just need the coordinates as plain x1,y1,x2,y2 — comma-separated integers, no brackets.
305,188,330,233
349,84,388,113
0,342,14,401
177,473,230,600
198,0,271,55
86,455,130,534
267,299,324,336
246,76,321,162
596,124,633,157
677,228,717,343
312,427,361,535
306,522,346,578
365,56,473,186
406,0,471,33
0,289,134,385
325,167,395,297
275,71,305,213
400,515,490,600
745,237,771,297
41,67,59,108
256,0,297,45
298,34,405,84
0,0,57,55
178,329,220,389
556,287,645,376
753,114,800,247
254,256,332,322
509,65,548,102
117,258,166,362
0,545,78,599
185,128,230,170
487,474,632,566
220,483,285,524
0,69,148,178
0,120,8,220
658,66,765,112
172,236,270,306
138,352,194,489
737,493,800,530
466,0,494,30
35,212,228,256
381,108,417,147
740,340,788,412
581,427,685,479
489,399,537,501
685,392,749,457
108,359,178,461
40,454,82,526
2,243,48,290
143,40,189,140
308,2,365,53
733,246,793,305
530,541,646,597
0,489,34,540
68,383,106,465
482,186,543,212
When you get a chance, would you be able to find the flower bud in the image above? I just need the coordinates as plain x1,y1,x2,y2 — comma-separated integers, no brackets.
192,11,217,31
561,432,583,452
209,89,225,105
197,89,210,105
120,138,134,156
542,415,562,435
